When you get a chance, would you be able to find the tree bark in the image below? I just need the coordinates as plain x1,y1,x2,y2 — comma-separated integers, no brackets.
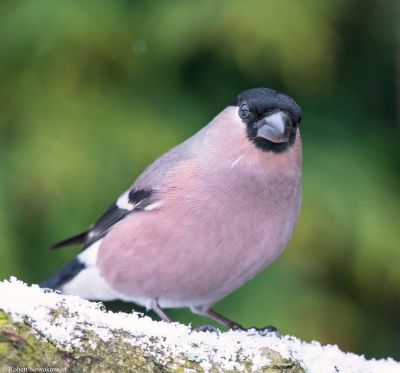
0,309,304,372
1,279,398,372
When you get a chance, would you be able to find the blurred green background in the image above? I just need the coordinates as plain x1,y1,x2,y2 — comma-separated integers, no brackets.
0,0,399,360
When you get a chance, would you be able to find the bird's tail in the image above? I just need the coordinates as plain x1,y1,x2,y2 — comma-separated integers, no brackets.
40,258,85,290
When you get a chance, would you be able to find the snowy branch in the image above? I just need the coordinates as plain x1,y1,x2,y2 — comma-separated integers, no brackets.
0,278,398,372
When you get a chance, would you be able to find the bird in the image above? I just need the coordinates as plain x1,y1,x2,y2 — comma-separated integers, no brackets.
41,87,302,330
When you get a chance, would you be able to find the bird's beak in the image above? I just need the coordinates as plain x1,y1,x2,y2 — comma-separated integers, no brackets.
256,111,290,143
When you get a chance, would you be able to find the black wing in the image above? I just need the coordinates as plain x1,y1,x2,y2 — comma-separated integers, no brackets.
51,188,155,250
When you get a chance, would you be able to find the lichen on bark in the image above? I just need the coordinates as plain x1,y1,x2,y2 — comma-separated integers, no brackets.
0,309,304,372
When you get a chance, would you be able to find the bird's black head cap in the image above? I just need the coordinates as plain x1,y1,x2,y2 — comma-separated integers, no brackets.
233,87,302,153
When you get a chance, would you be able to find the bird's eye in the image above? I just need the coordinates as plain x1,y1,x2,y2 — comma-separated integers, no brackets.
239,103,250,118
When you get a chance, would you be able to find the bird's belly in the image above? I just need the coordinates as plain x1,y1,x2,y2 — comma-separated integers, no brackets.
97,180,301,309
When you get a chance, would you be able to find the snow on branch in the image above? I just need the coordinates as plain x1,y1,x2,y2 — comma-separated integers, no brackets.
0,278,398,372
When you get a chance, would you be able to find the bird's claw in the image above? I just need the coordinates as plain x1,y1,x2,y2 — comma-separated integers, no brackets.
229,324,244,331
191,324,220,333
252,325,281,337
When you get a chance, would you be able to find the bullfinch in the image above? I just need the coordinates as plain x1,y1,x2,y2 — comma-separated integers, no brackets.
41,87,302,330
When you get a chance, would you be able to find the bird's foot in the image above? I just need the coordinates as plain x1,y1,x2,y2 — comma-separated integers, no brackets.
191,323,221,333
228,323,245,331
251,325,281,337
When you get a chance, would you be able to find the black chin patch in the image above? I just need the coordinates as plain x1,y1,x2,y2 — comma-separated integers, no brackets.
253,137,294,153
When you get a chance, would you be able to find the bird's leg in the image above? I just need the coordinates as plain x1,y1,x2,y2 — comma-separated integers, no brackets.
152,302,173,323
203,310,280,336
191,306,243,330
191,307,280,335
203,309,243,330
